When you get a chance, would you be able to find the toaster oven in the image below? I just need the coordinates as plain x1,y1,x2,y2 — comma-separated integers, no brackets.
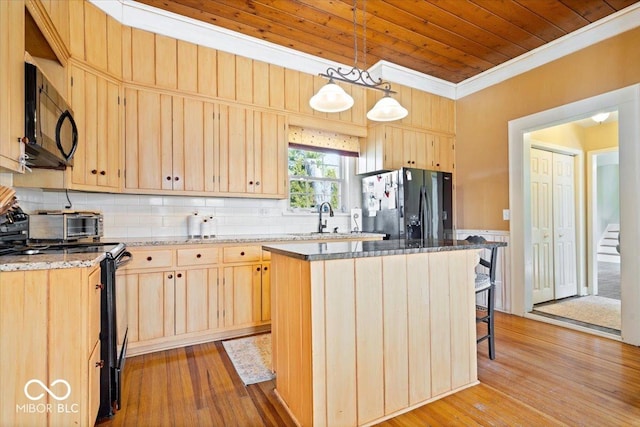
29,211,103,242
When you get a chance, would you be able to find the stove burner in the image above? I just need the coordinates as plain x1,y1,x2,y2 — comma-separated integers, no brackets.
0,242,120,257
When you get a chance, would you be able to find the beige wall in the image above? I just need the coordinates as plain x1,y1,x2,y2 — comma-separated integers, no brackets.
456,27,640,231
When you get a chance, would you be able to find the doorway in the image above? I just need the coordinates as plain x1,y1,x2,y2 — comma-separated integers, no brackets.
507,84,640,345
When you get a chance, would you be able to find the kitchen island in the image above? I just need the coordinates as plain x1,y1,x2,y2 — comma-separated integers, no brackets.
263,239,506,427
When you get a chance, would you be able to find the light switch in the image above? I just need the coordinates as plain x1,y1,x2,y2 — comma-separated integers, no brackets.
503,209,510,221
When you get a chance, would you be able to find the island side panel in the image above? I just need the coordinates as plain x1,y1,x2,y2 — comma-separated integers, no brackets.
382,255,409,415
429,252,453,396
271,254,314,427
449,250,479,388
407,253,431,405
354,257,384,424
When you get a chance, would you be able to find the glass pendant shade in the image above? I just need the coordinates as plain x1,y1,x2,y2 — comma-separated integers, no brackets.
366,95,408,122
309,82,354,113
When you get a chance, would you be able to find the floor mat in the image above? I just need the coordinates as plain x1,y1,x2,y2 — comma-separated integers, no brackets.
534,296,620,331
222,333,275,385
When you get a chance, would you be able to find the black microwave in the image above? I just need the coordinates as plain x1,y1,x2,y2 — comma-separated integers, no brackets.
24,62,78,170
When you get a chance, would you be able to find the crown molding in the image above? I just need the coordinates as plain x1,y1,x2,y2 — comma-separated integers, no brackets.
90,0,640,101
455,3,640,99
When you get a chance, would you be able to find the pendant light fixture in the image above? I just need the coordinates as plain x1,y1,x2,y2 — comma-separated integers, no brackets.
309,0,408,121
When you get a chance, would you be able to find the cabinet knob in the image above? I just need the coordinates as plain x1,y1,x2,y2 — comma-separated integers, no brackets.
436,163,440,167
147,256,153,261
177,273,182,278
240,251,245,256
168,274,173,279
196,253,202,258
256,181,260,186
166,176,172,181
256,267,261,271
412,161,416,164
174,176,180,181
96,360,105,368
249,181,254,185
407,161,411,164
91,169,98,175
263,266,268,271
100,170,106,176
95,283,104,290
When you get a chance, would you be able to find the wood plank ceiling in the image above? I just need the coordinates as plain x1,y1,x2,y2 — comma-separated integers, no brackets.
139,0,639,83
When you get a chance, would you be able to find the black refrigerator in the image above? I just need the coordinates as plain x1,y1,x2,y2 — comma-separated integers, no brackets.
361,167,453,240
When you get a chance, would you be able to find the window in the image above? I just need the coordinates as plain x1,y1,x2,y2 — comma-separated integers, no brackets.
288,147,345,211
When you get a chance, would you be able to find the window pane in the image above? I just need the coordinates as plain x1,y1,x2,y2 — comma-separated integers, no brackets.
288,147,344,210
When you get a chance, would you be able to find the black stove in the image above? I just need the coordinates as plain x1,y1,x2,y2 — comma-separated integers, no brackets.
0,241,121,257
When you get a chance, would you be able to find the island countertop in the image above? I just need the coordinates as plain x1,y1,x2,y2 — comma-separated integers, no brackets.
263,238,506,261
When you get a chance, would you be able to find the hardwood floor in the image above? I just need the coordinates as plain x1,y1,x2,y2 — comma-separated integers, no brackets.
98,313,640,426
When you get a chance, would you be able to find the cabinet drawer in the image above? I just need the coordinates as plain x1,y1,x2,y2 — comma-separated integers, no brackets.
177,247,219,266
125,249,173,270
223,246,262,263
262,250,271,261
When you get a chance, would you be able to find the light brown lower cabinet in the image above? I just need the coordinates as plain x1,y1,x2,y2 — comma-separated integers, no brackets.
0,265,103,427
118,244,271,356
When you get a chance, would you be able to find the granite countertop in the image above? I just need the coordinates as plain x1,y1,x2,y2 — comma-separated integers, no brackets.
0,252,105,272
263,239,507,261
112,232,383,246
0,233,384,272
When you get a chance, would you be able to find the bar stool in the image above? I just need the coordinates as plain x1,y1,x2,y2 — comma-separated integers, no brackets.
466,235,498,360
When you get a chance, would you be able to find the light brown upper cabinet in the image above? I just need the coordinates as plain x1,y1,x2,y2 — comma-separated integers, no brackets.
359,125,454,174
0,0,25,173
217,105,287,198
69,64,120,191
124,88,213,194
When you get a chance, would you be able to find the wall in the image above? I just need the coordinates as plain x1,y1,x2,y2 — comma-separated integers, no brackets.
14,187,350,238
456,27,640,231
597,163,620,236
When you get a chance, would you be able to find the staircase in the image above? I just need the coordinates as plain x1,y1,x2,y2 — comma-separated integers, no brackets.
598,224,620,263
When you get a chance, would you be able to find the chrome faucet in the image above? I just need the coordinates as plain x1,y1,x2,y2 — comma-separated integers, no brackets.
317,202,334,233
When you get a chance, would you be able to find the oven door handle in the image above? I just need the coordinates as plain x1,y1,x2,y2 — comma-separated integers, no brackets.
115,251,133,269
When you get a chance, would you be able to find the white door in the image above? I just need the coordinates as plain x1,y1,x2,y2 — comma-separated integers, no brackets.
553,152,578,299
531,148,555,304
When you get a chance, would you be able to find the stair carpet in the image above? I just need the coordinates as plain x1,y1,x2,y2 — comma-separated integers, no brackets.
598,224,620,263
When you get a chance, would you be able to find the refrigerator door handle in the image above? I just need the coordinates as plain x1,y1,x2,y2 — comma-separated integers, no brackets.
420,185,427,241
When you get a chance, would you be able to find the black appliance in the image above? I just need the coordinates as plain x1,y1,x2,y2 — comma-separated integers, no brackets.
24,62,78,170
99,243,132,419
0,207,29,245
361,167,453,240
0,240,132,421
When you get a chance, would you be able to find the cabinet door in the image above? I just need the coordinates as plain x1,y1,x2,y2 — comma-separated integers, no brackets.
0,0,25,172
175,268,219,334
173,97,207,192
70,66,121,191
124,89,172,191
219,104,249,194
384,126,404,170
137,271,175,341
222,265,261,327
88,268,102,356
88,342,101,426
433,135,454,172
250,110,287,196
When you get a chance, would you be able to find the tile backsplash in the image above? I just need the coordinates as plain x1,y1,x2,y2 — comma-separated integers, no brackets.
14,188,350,238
